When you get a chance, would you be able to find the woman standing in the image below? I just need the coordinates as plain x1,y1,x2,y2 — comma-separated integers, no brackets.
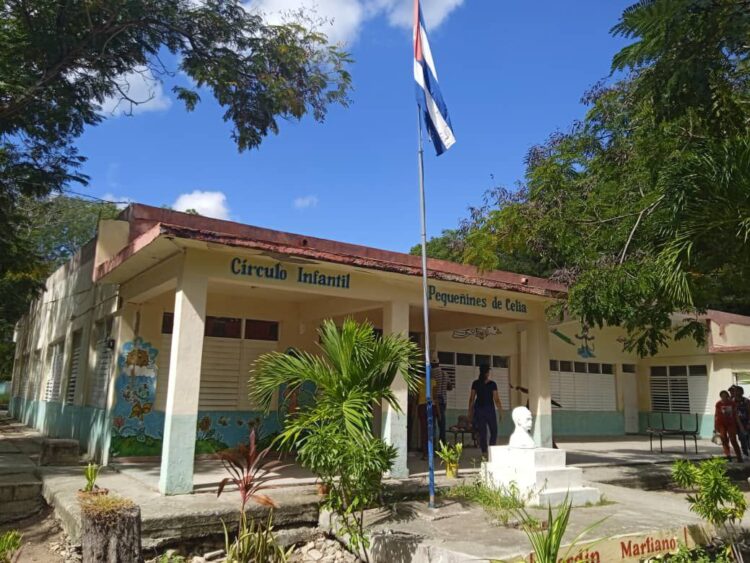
715,389,743,462
468,364,503,458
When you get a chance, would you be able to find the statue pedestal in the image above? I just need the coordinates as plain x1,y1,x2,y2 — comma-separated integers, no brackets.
481,446,601,507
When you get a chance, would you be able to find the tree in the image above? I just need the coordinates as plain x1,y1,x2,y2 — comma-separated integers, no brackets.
460,0,750,356
0,0,351,376
0,196,120,379
249,319,420,552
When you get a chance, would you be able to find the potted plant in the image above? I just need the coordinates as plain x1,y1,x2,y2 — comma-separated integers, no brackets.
436,441,462,478
77,462,108,498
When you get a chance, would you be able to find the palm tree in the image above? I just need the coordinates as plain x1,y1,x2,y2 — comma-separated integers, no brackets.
249,318,421,446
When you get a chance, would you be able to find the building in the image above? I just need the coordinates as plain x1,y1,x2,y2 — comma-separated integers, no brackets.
9,204,750,495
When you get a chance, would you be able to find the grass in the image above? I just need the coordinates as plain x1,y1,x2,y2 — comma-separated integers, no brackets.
79,494,136,524
0,531,22,563
442,479,530,525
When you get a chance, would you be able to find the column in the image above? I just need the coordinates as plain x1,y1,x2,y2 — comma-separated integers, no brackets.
100,303,137,466
381,300,410,478
158,260,207,495
526,316,553,447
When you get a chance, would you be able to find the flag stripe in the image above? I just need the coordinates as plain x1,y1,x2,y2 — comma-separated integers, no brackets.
413,0,455,155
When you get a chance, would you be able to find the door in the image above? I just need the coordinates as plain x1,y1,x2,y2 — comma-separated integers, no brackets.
622,370,639,433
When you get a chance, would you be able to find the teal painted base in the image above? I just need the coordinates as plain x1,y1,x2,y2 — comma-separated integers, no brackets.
160,412,199,495
638,412,713,439
9,396,109,460
443,408,625,441
534,413,553,447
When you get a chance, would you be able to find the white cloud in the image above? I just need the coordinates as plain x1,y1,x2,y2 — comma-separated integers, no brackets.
101,193,134,210
173,190,230,219
99,67,172,117
293,195,319,209
246,0,462,45
368,0,464,29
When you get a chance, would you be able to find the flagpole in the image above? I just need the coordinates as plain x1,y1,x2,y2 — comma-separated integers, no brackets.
416,108,436,509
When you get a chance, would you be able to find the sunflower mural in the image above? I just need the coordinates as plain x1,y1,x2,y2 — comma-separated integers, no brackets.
110,337,164,457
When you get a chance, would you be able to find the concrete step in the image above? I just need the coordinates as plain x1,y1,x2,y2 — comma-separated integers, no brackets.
0,472,44,523
534,467,584,490
39,438,79,466
533,486,602,508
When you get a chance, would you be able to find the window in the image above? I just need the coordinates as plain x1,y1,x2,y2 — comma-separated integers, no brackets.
475,354,490,367
550,359,616,411
649,365,698,414
437,351,455,365
161,312,174,334
689,365,707,376
622,364,636,374
89,319,113,408
205,316,242,338
44,341,65,402
244,319,279,341
493,356,508,369
456,353,473,366
65,331,83,405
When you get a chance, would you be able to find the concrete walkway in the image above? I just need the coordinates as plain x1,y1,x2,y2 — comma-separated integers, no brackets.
2,411,744,561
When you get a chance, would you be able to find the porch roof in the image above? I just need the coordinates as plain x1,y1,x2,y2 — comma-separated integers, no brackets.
94,203,566,299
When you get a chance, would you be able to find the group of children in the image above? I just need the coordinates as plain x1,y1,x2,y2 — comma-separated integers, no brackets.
714,385,750,462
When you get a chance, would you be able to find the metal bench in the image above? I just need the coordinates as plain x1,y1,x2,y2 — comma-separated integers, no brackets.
646,412,699,453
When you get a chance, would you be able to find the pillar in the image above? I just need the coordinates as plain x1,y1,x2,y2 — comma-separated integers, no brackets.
158,260,207,495
101,303,137,465
381,300,410,478
526,316,552,447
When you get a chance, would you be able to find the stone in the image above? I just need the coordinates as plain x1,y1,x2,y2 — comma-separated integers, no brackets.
308,548,323,561
482,445,601,507
203,549,224,561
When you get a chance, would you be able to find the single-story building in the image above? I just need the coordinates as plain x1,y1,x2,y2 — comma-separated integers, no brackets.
9,204,750,494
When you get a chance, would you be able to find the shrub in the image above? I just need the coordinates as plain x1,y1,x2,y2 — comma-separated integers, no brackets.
83,462,100,493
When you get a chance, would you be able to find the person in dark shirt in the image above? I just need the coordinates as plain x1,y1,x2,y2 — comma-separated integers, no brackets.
731,385,750,456
468,364,503,457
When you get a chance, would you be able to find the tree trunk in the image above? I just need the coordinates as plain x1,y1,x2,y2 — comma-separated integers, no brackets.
81,504,142,563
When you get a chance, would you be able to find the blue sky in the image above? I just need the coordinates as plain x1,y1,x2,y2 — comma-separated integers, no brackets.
76,0,632,253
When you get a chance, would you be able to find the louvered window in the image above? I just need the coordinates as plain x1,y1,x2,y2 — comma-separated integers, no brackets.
440,352,510,410
44,341,65,402
65,331,83,405
89,320,113,408
550,360,616,411
649,365,707,414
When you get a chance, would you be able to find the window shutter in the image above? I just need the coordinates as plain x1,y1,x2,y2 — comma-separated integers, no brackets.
199,337,242,410
44,342,64,402
89,336,113,409
65,332,83,405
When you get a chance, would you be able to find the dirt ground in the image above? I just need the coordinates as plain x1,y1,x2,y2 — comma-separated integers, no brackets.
1,508,66,563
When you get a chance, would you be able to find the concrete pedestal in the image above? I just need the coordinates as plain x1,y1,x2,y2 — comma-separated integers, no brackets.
481,446,600,507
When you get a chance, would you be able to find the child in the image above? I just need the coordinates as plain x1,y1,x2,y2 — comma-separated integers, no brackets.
715,390,743,462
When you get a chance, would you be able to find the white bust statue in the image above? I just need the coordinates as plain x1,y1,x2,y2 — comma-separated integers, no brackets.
508,406,535,449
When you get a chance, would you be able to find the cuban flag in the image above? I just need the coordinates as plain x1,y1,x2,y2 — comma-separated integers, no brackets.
414,0,456,155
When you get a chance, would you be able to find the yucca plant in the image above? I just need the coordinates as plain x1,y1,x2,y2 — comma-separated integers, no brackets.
515,495,605,563
223,512,293,563
83,462,100,493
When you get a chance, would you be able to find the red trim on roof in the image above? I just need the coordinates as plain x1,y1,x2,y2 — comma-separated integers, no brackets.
99,204,566,297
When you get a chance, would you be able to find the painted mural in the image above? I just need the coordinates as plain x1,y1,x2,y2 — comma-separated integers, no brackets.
109,338,282,458
110,337,163,457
